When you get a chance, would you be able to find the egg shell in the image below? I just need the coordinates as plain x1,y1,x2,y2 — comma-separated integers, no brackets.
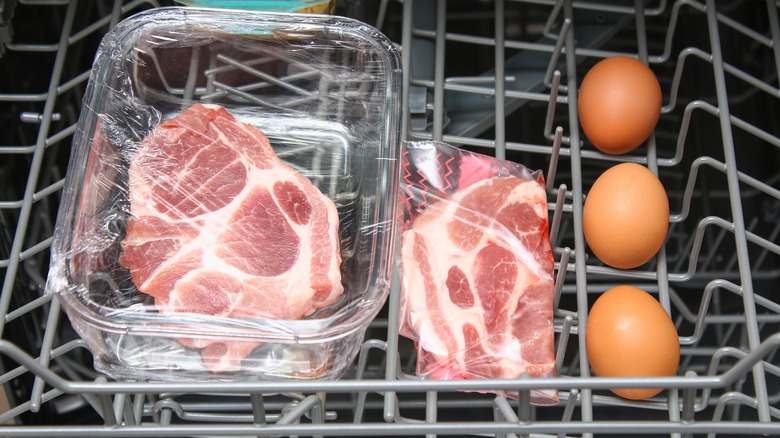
583,162,669,269
578,56,662,155
585,285,680,400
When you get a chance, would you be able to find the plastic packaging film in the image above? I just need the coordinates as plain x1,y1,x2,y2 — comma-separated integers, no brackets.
397,141,559,406
45,7,401,381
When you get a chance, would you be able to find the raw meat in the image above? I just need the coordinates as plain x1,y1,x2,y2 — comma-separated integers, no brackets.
400,176,556,401
120,103,343,372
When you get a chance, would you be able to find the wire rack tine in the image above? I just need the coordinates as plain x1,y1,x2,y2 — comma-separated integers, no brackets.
559,2,594,435
705,0,770,421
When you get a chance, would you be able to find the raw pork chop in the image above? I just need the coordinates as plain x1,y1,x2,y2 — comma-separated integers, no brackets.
400,176,556,402
120,103,343,372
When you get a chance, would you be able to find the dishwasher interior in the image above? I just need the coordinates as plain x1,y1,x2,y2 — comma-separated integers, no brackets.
0,0,779,436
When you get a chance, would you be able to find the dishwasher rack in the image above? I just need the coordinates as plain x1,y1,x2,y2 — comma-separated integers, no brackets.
0,0,779,436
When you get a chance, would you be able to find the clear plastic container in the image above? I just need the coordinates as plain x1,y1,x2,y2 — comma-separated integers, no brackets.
45,7,401,382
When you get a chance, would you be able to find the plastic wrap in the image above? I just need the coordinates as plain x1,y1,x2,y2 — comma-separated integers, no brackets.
45,7,401,381
398,141,558,405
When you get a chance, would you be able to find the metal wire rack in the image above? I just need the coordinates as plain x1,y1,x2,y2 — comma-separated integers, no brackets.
0,0,779,436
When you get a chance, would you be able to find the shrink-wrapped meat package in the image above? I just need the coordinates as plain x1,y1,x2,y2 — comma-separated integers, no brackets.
398,141,558,405
45,8,401,381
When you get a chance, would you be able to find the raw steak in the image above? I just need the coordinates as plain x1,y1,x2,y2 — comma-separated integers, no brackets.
400,176,556,402
120,103,343,373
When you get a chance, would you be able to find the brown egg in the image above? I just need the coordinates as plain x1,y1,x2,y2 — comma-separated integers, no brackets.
578,56,662,155
583,163,669,269
586,285,680,400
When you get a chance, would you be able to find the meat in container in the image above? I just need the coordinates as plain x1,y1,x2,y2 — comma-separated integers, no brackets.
44,7,401,381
